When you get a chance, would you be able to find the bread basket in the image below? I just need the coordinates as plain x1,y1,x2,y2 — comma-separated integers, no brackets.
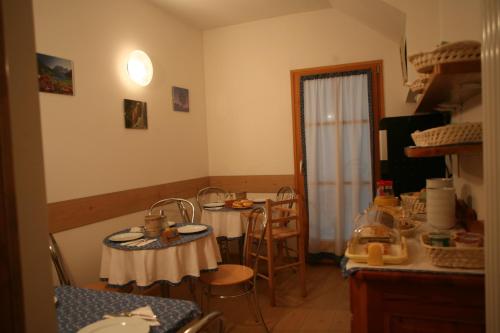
409,41,481,73
411,122,482,147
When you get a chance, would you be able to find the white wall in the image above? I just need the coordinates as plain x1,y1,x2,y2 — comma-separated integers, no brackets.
438,0,483,219
33,0,209,203
33,0,208,285
203,8,412,177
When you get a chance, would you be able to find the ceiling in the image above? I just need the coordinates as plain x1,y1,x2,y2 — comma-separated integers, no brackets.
148,0,332,30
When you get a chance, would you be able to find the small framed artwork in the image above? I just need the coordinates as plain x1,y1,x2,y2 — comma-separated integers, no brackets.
172,86,189,112
36,53,74,95
124,99,148,129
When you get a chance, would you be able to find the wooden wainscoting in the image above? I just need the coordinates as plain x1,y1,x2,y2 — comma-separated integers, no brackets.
47,174,294,233
48,177,210,233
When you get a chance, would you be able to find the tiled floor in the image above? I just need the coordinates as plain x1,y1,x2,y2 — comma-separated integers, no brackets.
168,264,350,332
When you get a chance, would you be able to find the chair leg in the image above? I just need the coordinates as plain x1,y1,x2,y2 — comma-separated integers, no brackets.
245,292,259,323
252,287,269,333
188,278,197,303
266,237,276,306
224,238,230,263
297,235,307,298
161,282,170,298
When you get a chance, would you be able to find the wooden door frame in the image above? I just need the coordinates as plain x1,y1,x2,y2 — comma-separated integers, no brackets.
0,1,26,331
290,60,385,255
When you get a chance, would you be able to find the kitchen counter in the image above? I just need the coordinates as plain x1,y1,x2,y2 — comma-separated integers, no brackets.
346,226,485,333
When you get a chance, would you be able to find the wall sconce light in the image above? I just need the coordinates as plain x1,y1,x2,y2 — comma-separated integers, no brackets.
127,50,153,86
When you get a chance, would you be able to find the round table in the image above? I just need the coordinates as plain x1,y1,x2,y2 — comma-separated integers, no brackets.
99,224,221,287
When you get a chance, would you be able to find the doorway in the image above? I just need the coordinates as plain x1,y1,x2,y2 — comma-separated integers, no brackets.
290,60,384,258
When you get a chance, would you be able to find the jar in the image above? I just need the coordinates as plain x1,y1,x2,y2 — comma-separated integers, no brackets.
376,180,394,197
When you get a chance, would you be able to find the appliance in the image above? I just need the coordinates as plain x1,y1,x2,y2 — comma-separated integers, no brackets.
379,112,450,196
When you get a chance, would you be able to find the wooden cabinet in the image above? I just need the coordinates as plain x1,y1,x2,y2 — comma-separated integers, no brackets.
350,270,485,333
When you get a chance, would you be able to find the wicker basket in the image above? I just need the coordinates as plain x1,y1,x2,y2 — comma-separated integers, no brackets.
409,41,481,73
411,122,482,147
408,74,431,93
400,192,426,214
420,233,484,269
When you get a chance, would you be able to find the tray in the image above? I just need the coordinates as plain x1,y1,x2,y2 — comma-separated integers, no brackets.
345,237,408,265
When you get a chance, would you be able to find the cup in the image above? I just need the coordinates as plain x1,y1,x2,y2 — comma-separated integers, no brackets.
426,187,455,229
144,214,162,238
426,178,453,189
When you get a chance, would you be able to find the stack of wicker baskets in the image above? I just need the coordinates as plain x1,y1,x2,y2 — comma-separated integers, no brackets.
409,41,481,74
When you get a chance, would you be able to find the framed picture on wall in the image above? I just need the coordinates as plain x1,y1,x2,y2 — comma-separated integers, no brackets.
124,99,148,129
172,86,189,112
36,53,74,95
400,37,408,84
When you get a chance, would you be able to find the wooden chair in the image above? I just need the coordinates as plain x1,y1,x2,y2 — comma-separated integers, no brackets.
199,207,269,332
48,233,132,292
256,196,306,306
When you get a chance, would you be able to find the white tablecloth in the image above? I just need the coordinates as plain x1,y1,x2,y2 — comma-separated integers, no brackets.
200,209,247,238
100,233,221,287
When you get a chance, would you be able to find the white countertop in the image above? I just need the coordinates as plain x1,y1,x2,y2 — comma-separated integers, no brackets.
345,224,484,276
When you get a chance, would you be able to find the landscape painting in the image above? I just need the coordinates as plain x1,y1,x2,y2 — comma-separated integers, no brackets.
36,53,74,95
124,99,148,129
172,86,189,112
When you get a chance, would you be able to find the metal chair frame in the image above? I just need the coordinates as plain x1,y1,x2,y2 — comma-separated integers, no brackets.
149,197,195,224
196,186,230,211
49,233,72,286
201,206,269,332
182,311,224,333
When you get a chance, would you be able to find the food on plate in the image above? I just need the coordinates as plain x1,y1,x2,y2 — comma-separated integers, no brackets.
232,199,254,208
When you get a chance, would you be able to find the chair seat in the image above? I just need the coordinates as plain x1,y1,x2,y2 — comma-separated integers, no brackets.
199,264,253,286
254,227,299,240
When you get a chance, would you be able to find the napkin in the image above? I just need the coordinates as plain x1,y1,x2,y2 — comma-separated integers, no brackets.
124,239,156,247
103,305,160,326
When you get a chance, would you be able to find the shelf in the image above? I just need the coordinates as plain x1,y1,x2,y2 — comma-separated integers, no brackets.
405,143,482,158
415,60,481,113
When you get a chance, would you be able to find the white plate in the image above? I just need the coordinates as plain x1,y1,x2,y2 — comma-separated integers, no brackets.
203,202,225,208
109,232,144,242
78,317,149,333
165,221,176,227
252,198,266,204
178,225,208,234
204,207,223,211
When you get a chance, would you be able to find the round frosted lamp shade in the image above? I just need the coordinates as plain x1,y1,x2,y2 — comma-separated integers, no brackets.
127,50,153,86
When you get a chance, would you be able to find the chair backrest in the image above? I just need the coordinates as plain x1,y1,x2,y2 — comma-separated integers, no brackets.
196,186,229,210
243,206,269,281
149,198,195,224
276,186,296,210
182,311,224,333
265,196,300,231
48,233,71,286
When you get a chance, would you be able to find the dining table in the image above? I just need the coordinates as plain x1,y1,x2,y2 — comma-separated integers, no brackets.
199,200,266,239
55,285,201,333
100,223,221,288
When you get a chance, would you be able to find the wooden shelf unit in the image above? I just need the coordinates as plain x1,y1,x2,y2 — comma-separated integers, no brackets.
405,143,482,158
415,60,481,113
